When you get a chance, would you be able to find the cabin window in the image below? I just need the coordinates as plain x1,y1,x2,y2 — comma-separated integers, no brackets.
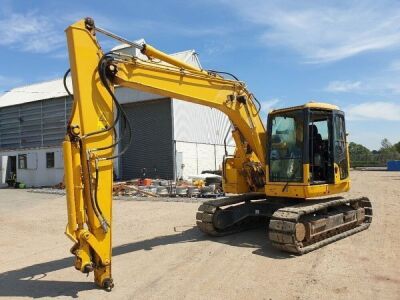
334,115,348,180
269,112,304,182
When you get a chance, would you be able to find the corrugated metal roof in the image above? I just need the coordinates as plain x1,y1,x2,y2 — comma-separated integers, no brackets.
0,45,200,108
0,77,72,108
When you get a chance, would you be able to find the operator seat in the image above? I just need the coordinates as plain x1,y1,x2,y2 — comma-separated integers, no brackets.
309,125,322,155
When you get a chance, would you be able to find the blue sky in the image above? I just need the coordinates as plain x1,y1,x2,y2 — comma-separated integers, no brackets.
0,0,399,150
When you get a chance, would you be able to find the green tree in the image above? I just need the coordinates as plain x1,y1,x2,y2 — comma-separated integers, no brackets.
379,138,400,161
381,138,392,149
348,142,371,166
349,142,370,157
394,141,400,153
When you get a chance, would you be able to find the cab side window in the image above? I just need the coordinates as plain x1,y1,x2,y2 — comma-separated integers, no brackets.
334,115,348,180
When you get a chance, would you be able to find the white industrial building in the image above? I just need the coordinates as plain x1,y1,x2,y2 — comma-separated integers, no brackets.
0,47,234,187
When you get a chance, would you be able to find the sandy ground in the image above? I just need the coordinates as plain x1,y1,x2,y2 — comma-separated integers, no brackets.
0,170,399,300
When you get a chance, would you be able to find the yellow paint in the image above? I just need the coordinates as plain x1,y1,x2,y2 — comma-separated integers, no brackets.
63,139,77,242
65,19,114,288
270,102,340,114
265,181,350,199
64,18,353,289
113,44,267,193
266,162,351,198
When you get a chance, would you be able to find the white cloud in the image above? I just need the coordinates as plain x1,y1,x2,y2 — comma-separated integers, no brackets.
50,51,68,60
325,80,362,92
344,101,400,121
153,23,232,39
323,74,400,96
0,75,23,91
223,1,400,63
0,11,63,53
203,41,233,56
388,59,400,71
261,98,281,114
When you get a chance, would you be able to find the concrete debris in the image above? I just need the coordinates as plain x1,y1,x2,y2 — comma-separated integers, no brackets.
113,175,223,198
113,182,159,197
29,175,224,199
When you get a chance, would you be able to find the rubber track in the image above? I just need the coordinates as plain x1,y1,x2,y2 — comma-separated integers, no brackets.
268,196,373,254
196,193,266,236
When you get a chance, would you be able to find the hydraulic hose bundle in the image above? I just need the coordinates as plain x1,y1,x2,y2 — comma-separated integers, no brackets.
63,52,132,232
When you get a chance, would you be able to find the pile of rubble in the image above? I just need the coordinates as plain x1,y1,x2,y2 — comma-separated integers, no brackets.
113,174,223,198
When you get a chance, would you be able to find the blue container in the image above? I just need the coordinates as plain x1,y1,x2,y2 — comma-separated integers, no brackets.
387,160,400,171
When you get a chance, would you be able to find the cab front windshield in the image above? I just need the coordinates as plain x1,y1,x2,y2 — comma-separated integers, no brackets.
269,111,304,182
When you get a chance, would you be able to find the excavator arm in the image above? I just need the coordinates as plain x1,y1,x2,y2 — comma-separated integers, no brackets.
64,18,267,290
113,45,268,192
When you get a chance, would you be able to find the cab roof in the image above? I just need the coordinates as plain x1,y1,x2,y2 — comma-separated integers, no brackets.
269,102,340,114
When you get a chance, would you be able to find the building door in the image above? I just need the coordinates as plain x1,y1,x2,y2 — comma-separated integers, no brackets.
120,100,174,180
8,156,16,176
3,156,17,185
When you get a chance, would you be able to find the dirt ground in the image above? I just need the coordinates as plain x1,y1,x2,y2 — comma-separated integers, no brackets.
0,170,399,300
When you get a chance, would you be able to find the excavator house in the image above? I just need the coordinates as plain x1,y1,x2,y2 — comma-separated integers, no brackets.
63,18,372,291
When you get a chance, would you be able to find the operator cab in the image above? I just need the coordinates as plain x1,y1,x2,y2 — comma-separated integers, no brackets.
267,102,349,187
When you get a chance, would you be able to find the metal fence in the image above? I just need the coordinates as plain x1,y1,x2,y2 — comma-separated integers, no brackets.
350,153,400,167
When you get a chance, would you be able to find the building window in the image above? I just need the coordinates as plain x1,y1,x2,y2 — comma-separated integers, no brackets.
18,154,27,169
46,152,55,168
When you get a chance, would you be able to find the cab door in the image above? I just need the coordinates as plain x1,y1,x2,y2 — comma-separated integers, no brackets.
332,111,349,182
308,109,334,184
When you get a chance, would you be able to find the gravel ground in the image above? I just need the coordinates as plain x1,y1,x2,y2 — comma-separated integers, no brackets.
0,170,399,300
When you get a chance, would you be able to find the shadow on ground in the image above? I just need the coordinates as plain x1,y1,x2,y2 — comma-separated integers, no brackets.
0,225,292,298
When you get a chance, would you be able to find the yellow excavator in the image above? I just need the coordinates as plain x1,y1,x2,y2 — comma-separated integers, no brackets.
63,18,372,291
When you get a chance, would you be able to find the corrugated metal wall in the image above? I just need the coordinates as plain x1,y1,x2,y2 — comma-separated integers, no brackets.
175,141,235,178
172,99,234,145
0,96,72,150
0,105,20,149
20,102,42,147
120,99,174,180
